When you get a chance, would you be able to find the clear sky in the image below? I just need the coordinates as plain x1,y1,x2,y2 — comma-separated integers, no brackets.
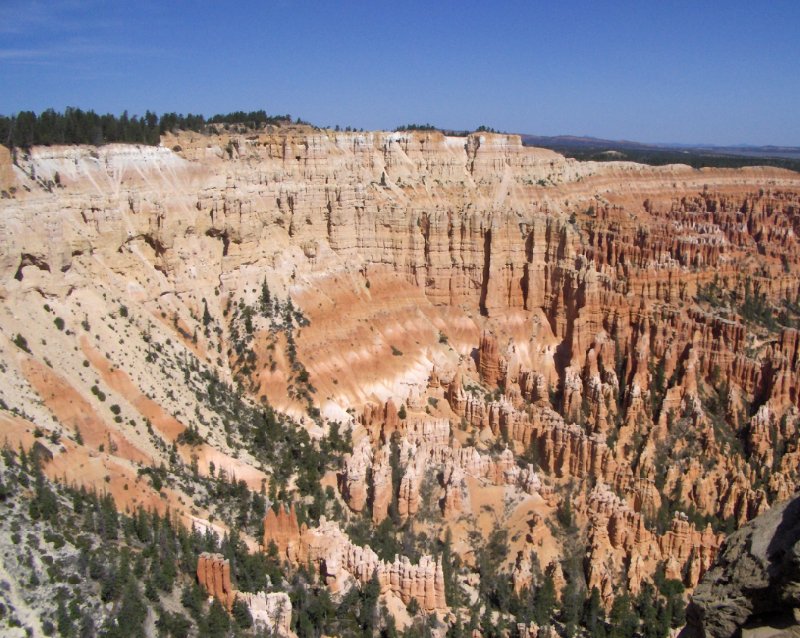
1,0,799,146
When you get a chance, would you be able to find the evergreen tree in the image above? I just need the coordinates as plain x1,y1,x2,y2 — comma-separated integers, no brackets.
56,597,73,636
583,586,605,636
202,599,230,638
232,596,253,629
360,573,381,635
561,578,583,636
106,578,147,637
533,573,557,625
609,592,638,638
388,432,402,523
441,529,461,607
636,583,661,638
259,278,272,317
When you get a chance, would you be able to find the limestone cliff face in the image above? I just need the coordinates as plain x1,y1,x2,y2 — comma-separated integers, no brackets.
2,128,800,623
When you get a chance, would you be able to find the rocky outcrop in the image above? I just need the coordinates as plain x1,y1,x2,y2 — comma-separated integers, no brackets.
0,145,15,192
397,463,421,521
263,504,302,561
197,552,236,609
301,518,447,612
370,445,393,523
684,494,800,638
237,591,293,637
197,553,294,636
479,330,503,387
338,437,373,513
586,484,724,603
262,507,448,613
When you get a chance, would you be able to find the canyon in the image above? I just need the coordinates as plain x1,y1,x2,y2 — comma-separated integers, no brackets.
1,125,799,635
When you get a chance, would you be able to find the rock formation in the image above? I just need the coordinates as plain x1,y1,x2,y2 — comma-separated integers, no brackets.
684,494,800,638
262,507,447,613
197,552,236,609
237,591,293,637
3,127,800,631
263,504,302,561
197,552,294,636
585,484,724,603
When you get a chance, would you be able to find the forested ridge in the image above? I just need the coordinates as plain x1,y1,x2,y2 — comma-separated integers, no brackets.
0,108,295,149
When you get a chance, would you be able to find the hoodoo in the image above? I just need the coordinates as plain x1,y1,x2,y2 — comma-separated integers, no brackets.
2,123,800,636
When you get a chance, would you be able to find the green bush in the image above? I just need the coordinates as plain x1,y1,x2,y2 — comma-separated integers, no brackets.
12,333,30,353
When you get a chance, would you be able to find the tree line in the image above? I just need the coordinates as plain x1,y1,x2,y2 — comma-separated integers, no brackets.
0,108,295,149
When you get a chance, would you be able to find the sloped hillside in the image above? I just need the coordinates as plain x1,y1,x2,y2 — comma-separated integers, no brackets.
1,127,800,636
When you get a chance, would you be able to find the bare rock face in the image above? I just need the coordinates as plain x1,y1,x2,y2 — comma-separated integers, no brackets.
339,437,373,513
684,494,800,638
5,128,800,631
370,445,393,523
197,553,294,636
263,507,447,613
397,464,421,521
441,464,469,519
299,518,448,613
263,504,302,562
586,484,723,603
479,330,503,387
197,552,236,609
0,145,15,192
237,591,293,637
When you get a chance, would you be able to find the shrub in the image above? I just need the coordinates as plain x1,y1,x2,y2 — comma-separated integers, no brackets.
176,425,204,447
12,334,30,353
54,317,65,331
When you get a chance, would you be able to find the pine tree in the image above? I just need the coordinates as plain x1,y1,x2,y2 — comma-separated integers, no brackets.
609,592,638,638
259,278,272,317
363,573,382,634
561,578,583,636
441,529,461,606
637,583,661,638
533,573,557,625
56,597,72,636
388,432,402,523
112,578,148,637
583,586,605,635
203,599,230,638
232,596,253,629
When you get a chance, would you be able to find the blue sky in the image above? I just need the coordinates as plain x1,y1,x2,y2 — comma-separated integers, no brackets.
1,0,798,145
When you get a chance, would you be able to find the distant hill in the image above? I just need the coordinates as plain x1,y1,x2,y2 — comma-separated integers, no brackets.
521,134,800,171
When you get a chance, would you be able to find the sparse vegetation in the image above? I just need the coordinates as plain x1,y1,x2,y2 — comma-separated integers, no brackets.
12,333,30,353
